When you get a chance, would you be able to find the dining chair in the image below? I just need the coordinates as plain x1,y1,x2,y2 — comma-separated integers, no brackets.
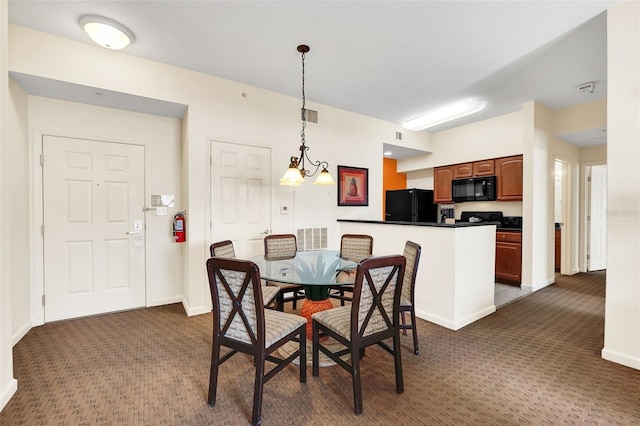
312,254,406,415
263,234,305,310
210,240,280,309
206,257,306,426
399,241,422,355
330,234,374,306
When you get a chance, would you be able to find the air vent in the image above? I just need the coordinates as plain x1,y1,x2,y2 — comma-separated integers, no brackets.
395,131,403,141
296,227,327,251
302,108,319,124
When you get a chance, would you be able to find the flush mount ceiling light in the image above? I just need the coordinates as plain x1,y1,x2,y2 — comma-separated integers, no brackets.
401,98,486,131
79,15,134,50
280,45,336,187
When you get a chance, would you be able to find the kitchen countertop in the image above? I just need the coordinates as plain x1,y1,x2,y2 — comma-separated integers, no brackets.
337,219,500,228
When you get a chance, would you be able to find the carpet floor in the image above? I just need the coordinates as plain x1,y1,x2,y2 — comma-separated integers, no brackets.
1,270,639,425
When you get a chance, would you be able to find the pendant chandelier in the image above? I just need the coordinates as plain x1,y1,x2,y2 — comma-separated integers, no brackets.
280,45,336,187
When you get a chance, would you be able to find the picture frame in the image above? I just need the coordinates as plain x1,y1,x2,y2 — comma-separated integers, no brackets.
337,165,369,206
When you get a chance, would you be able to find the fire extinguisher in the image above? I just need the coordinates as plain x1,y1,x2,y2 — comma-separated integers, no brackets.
173,211,186,243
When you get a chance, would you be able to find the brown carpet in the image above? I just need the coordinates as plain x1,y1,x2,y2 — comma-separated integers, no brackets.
2,271,639,425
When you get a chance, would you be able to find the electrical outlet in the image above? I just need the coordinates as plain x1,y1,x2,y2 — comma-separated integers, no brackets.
157,207,167,216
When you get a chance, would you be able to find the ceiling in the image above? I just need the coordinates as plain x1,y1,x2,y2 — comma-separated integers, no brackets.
8,1,615,158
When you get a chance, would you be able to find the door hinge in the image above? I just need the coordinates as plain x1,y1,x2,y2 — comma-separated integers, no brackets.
42,294,45,306
587,176,591,182
41,225,44,236
40,154,44,166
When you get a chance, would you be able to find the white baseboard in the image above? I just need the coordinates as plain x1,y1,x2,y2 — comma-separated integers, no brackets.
148,296,182,307
0,378,18,413
181,297,211,317
602,347,640,370
12,320,32,346
415,305,496,331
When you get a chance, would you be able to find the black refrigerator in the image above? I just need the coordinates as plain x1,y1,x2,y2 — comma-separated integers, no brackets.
385,189,438,223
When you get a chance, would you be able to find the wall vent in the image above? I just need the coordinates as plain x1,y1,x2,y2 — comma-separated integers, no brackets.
296,227,327,251
302,108,319,124
395,131,404,141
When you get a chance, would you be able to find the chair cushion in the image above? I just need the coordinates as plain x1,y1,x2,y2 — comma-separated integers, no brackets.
400,297,412,307
262,286,280,306
312,305,352,339
264,310,307,348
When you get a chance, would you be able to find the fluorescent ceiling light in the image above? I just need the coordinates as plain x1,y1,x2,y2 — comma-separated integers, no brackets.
80,15,134,50
384,151,392,156
402,98,486,131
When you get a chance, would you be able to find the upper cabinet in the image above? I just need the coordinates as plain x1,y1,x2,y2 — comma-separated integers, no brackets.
473,159,495,176
452,159,495,179
452,163,473,179
496,155,523,201
434,166,453,203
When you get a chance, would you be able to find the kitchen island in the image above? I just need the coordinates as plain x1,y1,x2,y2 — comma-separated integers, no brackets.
338,219,496,330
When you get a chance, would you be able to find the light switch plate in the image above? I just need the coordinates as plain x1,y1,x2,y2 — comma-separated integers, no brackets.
157,207,167,216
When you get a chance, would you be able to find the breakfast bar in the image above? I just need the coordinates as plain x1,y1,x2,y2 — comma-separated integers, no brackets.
338,219,497,330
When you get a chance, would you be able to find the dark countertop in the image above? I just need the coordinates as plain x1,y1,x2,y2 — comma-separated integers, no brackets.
497,227,523,232
337,219,500,228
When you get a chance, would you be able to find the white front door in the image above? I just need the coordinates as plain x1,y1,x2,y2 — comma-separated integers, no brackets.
210,141,271,258
43,135,146,322
588,164,607,271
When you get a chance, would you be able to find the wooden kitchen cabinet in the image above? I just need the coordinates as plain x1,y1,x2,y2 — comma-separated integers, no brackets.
496,155,523,200
495,231,522,283
473,159,495,176
453,163,473,179
434,166,453,203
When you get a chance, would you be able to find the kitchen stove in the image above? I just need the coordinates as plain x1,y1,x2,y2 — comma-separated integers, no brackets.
458,211,522,230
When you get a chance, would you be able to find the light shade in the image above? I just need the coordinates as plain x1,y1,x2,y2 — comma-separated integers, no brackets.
313,168,336,185
279,166,304,186
401,98,485,131
80,15,134,50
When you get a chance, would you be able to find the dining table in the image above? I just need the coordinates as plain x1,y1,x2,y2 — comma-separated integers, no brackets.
249,249,358,366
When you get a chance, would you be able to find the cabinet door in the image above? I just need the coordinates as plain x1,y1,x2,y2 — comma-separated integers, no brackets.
453,163,473,179
473,159,495,176
555,229,561,272
496,155,523,200
434,166,453,203
495,242,522,282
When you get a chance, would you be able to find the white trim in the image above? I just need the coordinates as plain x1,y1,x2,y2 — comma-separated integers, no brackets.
0,379,18,412
416,305,497,331
12,319,31,346
602,348,640,370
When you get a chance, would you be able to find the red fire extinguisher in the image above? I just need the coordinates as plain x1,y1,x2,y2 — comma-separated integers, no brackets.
173,211,186,243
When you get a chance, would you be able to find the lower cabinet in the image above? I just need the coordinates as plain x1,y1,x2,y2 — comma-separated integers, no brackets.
495,231,522,283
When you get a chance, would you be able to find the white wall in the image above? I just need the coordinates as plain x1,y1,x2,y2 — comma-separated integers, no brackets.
0,0,18,412
26,97,184,328
7,25,421,319
602,0,640,370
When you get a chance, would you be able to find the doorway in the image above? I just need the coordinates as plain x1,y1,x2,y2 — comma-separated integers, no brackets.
42,135,146,322
210,141,272,258
587,164,607,271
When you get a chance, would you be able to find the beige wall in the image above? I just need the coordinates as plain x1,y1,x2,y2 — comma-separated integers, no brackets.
602,0,640,370
0,0,18,411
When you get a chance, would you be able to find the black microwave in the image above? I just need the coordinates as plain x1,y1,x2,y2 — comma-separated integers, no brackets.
452,176,497,202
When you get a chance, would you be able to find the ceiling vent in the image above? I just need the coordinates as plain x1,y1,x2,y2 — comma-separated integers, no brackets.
395,131,404,141
302,107,318,124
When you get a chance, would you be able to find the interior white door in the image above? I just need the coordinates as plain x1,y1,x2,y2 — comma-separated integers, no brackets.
588,164,607,271
210,141,271,258
43,135,146,322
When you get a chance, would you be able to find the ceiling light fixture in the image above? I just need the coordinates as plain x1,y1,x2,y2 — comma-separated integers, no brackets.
79,15,134,50
280,45,336,187
401,98,486,131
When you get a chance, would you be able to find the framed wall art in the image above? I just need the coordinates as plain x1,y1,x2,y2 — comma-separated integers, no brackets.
337,165,369,206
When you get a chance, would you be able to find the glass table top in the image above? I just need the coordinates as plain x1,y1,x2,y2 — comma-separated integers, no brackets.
249,250,357,286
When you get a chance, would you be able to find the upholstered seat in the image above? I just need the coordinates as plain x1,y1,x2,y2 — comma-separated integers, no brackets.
399,241,422,355
329,234,373,305
210,239,280,309
312,255,406,415
263,234,305,310
206,257,306,426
